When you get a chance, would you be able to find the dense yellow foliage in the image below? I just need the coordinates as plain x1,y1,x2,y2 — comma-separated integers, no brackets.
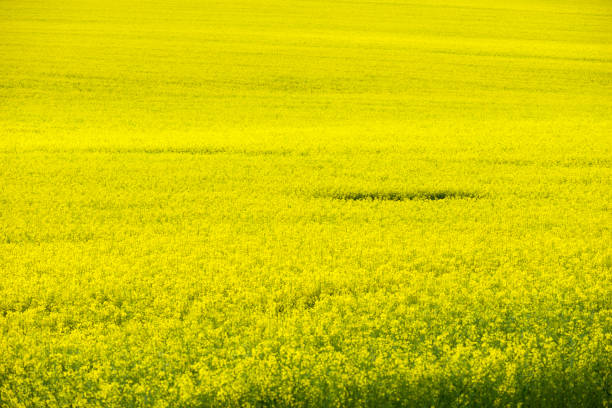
1,0,611,406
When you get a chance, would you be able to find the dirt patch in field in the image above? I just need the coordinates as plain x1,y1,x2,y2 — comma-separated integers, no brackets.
323,190,479,201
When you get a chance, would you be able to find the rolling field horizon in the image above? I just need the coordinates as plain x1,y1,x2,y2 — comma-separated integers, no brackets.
1,0,611,406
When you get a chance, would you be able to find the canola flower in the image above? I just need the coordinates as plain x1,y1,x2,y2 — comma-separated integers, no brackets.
1,0,611,406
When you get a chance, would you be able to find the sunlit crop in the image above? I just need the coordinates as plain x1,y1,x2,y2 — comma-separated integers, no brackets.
1,0,611,406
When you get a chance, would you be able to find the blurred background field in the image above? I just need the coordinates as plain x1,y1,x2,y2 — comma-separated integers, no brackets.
0,0,611,406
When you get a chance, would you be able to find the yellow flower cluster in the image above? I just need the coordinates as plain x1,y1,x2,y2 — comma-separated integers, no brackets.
1,0,610,406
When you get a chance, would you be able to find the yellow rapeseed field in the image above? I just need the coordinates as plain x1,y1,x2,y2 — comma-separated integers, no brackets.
1,0,611,406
